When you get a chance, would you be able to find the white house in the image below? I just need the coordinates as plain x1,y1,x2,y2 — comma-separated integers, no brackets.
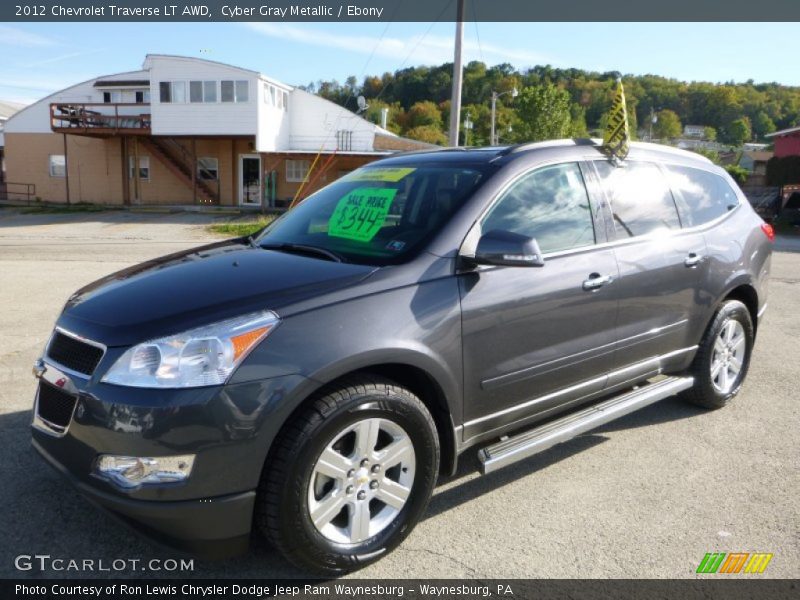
3,55,428,206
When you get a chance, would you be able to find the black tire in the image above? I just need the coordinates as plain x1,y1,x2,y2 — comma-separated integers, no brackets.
255,376,439,574
682,299,754,409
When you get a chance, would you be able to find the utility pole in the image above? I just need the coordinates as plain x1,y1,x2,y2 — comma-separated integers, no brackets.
448,0,465,147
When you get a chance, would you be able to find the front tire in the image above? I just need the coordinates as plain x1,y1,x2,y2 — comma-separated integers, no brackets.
255,377,439,574
682,299,754,409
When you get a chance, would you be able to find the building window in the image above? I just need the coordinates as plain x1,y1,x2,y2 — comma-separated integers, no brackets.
221,80,249,103
49,155,66,178
135,90,150,104
190,80,217,103
159,81,186,103
197,157,219,181
129,156,150,181
102,91,122,104
286,159,311,183
263,83,279,107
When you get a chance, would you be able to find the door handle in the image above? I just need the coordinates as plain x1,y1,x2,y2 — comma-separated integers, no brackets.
582,273,613,291
684,253,703,268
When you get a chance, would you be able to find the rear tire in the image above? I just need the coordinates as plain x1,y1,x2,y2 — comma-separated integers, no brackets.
682,299,754,409
255,376,439,574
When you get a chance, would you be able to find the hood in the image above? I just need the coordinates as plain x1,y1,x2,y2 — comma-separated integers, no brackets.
57,240,377,346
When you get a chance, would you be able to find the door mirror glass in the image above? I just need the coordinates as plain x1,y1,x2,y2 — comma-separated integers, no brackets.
473,229,545,267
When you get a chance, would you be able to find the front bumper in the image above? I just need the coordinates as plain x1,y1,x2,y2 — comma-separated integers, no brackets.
33,437,254,558
31,359,310,558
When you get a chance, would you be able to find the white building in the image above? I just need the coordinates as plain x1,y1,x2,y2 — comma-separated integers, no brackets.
3,55,428,206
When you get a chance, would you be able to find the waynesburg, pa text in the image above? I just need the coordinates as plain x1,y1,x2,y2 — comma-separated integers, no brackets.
15,583,514,597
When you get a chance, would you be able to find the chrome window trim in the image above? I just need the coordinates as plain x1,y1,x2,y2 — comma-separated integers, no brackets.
458,155,742,262
44,326,107,380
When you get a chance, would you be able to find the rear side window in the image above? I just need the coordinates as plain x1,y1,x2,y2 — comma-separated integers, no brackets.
481,162,595,254
666,165,739,227
594,161,680,238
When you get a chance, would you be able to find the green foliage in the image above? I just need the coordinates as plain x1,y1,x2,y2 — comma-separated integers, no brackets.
654,109,682,140
724,118,752,146
406,101,443,129
690,147,721,164
207,217,276,237
704,126,717,141
404,125,448,145
311,61,800,147
724,165,750,185
515,83,573,142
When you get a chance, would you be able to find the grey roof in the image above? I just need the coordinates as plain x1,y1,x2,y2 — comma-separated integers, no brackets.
0,100,26,120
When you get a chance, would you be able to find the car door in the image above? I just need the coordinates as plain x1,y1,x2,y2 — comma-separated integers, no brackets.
459,161,619,442
590,159,708,383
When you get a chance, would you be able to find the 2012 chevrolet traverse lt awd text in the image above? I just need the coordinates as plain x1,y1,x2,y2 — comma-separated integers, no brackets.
31,139,772,573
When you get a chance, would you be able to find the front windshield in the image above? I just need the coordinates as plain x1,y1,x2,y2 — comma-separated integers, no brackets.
255,164,488,266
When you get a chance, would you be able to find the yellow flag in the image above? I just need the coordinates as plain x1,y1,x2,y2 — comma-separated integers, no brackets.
602,78,630,161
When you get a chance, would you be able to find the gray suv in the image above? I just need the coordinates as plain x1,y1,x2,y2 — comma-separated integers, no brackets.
31,139,772,574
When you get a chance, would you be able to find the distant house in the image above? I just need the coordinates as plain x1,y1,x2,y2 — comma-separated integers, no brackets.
765,125,800,158
739,151,773,186
3,55,431,206
683,124,706,138
0,100,26,184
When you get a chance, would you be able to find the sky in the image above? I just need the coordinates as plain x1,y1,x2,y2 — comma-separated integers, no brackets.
0,21,796,105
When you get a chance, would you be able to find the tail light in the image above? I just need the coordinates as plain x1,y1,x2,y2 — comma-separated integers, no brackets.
761,223,775,242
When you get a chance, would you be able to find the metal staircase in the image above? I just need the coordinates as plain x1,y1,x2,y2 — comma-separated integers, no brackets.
139,138,219,204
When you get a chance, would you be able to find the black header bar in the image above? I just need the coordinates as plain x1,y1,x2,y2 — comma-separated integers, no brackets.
3,0,800,22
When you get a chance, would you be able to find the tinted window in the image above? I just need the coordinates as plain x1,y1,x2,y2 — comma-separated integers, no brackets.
666,165,739,227
481,162,595,254
255,165,487,266
594,161,680,238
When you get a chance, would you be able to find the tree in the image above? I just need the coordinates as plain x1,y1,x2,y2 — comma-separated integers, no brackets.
752,111,776,139
725,165,749,186
515,83,572,142
653,109,682,140
703,126,717,141
406,101,443,129
404,125,447,145
724,118,752,146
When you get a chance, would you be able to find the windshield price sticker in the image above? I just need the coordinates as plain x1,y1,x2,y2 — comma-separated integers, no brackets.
343,167,416,182
328,188,398,242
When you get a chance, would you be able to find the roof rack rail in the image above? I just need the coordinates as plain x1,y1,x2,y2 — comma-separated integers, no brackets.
391,146,474,157
497,138,602,157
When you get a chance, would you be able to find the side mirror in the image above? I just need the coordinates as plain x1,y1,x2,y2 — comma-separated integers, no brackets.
472,229,545,267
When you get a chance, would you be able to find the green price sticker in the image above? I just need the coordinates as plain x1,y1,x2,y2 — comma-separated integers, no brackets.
328,187,398,242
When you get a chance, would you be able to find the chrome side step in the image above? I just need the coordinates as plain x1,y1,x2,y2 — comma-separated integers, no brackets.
477,376,694,475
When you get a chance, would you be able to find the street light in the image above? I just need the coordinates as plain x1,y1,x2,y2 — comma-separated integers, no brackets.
491,87,518,146
464,111,474,146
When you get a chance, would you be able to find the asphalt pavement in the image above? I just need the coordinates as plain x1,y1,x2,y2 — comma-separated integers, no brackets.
0,209,797,579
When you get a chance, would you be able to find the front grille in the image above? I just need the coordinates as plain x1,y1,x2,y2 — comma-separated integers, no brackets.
46,330,104,376
37,382,78,428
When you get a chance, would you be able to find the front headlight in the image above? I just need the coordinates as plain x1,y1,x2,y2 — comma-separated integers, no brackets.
102,310,279,388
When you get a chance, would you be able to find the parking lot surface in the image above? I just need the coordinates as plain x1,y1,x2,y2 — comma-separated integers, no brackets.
0,209,797,578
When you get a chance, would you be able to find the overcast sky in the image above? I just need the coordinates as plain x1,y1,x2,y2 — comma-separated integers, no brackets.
0,22,796,105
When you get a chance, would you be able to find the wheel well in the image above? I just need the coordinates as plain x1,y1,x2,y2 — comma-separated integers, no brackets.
724,284,759,332
335,364,458,478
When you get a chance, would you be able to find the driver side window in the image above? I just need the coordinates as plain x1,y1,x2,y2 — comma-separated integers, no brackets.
481,162,596,254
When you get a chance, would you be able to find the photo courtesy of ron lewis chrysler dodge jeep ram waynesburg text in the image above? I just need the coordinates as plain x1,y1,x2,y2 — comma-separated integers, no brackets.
31,139,772,574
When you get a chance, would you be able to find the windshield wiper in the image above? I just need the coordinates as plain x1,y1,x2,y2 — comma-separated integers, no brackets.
259,242,346,263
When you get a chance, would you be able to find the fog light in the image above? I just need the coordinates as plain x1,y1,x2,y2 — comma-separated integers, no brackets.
94,454,195,489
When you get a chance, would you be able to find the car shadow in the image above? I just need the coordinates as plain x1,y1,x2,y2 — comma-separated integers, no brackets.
0,394,706,578
425,395,706,519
